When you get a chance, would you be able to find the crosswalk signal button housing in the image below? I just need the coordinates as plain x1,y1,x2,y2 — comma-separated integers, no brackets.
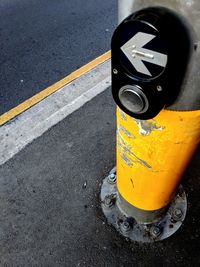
112,7,193,119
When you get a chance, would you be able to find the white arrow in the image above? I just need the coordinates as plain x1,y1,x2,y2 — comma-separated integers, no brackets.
121,32,168,76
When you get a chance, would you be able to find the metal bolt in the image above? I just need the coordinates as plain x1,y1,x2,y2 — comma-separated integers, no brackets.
113,69,118,74
150,226,162,238
121,219,131,233
157,85,162,91
172,208,183,221
104,195,114,208
108,173,116,184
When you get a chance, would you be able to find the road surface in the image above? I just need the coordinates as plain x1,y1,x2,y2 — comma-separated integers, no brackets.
0,0,116,115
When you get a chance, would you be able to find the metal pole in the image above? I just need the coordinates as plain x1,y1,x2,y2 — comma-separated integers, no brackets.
101,1,200,242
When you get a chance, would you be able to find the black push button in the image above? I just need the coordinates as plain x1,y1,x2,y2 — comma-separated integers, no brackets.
118,85,149,114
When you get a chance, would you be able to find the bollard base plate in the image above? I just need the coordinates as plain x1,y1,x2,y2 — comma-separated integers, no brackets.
100,168,187,243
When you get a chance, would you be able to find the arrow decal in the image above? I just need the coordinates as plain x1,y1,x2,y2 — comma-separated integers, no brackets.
121,32,168,76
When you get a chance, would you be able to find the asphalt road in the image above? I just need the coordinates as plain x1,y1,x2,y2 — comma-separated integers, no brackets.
0,0,117,115
0,89,200,266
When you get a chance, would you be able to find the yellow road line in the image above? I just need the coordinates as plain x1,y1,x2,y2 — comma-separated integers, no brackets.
0,51,111,126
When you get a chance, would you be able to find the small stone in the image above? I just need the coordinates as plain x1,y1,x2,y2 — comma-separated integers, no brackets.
82,181,87,189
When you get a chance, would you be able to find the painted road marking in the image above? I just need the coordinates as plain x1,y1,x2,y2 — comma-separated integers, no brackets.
0,58,111,165
0,51,111,126
121,32,167,76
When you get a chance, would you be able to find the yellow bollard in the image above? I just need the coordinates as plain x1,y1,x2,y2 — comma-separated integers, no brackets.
101,4,200,242
117,108,200,217
101,108,200,242
117,108,200,211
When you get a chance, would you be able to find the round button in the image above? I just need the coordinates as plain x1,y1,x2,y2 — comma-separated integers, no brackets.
118,85,149,114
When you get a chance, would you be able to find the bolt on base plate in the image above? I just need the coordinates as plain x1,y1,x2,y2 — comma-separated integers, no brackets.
100,168,187,243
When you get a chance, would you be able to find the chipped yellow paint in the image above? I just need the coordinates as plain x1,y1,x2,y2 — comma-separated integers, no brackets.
117,107,200,211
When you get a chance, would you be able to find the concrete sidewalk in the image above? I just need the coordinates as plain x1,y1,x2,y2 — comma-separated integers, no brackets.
0,87,200,266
